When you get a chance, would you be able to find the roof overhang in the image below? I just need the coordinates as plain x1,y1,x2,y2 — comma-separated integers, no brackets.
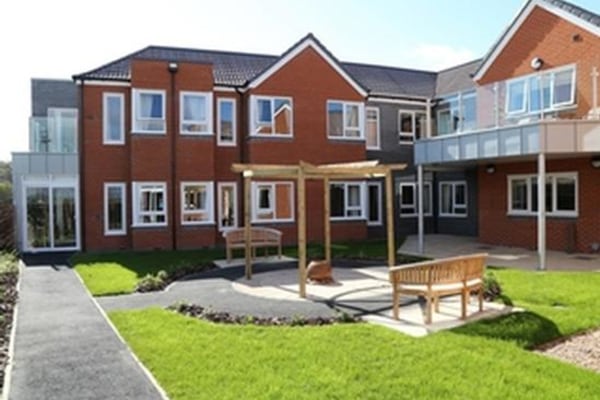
473,0,600,82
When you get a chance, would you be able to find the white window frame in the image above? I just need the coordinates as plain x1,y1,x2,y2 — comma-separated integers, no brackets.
365,107,380,150
251,181,295,223
327,100,365,140
439,181,468,218
366,181,382,226
104,183,126,236
217,182,238,231
102,93,125,145
132,182,168,227
217,98,237,146
180,181,215,226
132,89,166,134
330,182,366,221
507,172,578,217
399,182,433,218
180,91,213,136
249,95,294,137
398,110,416,144
505,64,576,116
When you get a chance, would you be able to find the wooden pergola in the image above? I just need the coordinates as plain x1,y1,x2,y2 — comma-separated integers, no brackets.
231,160,406,298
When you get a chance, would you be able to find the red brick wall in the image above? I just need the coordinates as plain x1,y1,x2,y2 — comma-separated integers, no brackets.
477,5,600,118
478,157,600,253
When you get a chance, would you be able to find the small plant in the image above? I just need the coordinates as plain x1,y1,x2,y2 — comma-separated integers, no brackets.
135,273,167,292
483,271,502,301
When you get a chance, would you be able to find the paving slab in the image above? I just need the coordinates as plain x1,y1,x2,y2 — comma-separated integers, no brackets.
8,264,164,400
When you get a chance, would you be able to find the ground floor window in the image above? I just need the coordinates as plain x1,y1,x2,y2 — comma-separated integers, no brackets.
218,182,237,230
439,181,467,217
330,182,365,220
132,182,167,227
181,182,214,225
399,182,432,217
252,181,294,223
104,183,126,235
367,182,382,226
508,172,577,217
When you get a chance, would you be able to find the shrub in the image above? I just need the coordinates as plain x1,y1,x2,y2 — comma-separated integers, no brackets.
483,271,502,301
135,272,167,292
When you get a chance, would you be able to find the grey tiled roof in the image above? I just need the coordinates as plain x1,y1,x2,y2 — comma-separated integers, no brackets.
74,45,437,98
436,59,482,96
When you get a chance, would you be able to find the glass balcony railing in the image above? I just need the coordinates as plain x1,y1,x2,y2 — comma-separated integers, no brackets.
29,109,78,153
430,64,590,138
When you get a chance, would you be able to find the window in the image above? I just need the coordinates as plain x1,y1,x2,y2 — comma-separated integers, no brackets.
217,98,236,146
367,182,382,225
439,182,467,217
327,101,364,139
508,173,577,216
399,182,432,217
461,92,477,131
132,89,166,133
330,182,365,220
103,93,124,144
252,182,294,223
250,96,293,136
365,107,380,149
505,65,576,115
180,92,212,135
181,182,214,225
218,182,237,230
437,91,475,135
104,183,126,235
398,111,427,143
132,182,167,227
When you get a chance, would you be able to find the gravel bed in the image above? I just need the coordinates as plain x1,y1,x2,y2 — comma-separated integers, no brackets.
538,329,600,373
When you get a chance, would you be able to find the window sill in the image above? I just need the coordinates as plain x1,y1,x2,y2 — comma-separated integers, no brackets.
131,131,166,135
367,222,382,227
251,219,295,224
180,132,214,137
330,217,366,222
438,214,467,218
400,214,433,219
102,140,125,146
217,141,236,147
507,212,578,219
366,146,381,151
181,221,215,226
104,231,126,236
249,134,293,139
327,136,365,142
131,223,168,228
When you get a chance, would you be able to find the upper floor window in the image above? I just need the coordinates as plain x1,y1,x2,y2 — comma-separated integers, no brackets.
250,96,293,137
180,91,213,135
181,182,214,225
103,93,124,144
437,91,475,135
365,107,380,150
217,98,236,146
506,65,576,115
330,182,365,220
132,182,167,227
508,173,577,217
327,101,364,139
399,111,427,143
132,89,166,134
439,181,467,217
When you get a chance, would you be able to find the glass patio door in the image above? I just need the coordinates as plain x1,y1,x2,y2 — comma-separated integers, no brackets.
24,182,79,251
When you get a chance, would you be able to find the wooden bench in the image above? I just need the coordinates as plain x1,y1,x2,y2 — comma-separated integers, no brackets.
389,253,487,324
223,227,283,263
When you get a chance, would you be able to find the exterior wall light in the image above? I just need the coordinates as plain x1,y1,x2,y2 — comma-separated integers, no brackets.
530,57,543,70
485,164,496,174
591,156,600,169
168,62,179,73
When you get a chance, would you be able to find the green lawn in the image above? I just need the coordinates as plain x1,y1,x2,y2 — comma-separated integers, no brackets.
109,268,600,399
73,239,408,296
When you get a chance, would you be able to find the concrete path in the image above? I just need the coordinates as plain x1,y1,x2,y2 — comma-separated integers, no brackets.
8,264,164,400
400,234,600,271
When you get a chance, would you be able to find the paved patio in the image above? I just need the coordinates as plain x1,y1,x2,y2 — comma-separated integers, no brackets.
400,234,600,271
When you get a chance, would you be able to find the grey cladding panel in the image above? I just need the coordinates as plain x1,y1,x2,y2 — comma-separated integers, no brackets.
32,79,77,116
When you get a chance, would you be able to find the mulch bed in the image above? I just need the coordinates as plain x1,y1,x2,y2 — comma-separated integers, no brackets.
0,263,18,391
537,329,600,373
169,303,361,326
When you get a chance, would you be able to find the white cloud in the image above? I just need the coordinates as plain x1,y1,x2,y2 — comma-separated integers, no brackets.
409,44,477,71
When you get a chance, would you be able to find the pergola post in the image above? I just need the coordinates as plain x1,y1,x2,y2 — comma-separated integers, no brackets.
385,171,396,267
537,153,547,271
323,177,331,263
297,170,307,298
244,175,252,279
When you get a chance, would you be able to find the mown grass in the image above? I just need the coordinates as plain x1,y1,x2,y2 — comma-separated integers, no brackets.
73,239,404,296
109,268,600,399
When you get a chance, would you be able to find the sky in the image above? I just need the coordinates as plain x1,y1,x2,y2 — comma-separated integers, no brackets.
1,0,600,161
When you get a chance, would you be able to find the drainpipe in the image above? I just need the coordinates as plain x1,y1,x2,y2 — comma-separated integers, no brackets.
168,62,179,250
